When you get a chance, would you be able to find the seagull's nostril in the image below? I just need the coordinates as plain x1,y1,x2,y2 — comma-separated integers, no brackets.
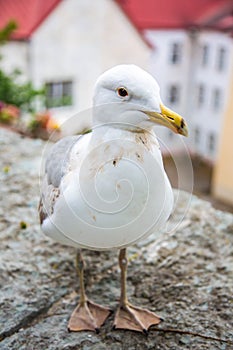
181,118,185,129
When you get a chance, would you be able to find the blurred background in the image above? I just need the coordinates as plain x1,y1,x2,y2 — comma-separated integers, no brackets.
0,0,233,212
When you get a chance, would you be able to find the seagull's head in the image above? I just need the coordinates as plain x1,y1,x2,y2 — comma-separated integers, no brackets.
93,64,188,136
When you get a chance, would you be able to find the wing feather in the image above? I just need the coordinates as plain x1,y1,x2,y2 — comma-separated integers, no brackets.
39,135,80,224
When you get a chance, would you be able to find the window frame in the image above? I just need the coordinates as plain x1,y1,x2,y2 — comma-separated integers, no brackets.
216,47,227,72
208,132,216,154
170,42,182,64
201,44,209,67
212,88,221,110
197,83,206,108
46,80,73,108
194,127,200,146
167,84,180,105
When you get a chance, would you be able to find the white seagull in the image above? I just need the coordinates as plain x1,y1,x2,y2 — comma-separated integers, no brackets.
39,65,188,334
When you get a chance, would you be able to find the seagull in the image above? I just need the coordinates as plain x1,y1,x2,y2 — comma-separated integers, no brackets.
39,65,188,334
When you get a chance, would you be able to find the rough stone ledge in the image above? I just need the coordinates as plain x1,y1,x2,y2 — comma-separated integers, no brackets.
0,128,233,350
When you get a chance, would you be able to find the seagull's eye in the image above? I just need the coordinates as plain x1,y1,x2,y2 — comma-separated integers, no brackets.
117,87,128,98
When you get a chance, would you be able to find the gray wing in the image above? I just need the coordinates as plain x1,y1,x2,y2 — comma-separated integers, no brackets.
39,135,81,224
45,135,81,187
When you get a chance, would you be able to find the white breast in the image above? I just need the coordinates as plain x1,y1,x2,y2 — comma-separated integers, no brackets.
42,128,173,250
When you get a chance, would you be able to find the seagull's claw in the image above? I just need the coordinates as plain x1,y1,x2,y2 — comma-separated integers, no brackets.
68,300,111,332
113,302,162,334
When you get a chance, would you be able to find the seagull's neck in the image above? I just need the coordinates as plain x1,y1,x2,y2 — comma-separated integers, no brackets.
90,125,159,150
90,125,131,144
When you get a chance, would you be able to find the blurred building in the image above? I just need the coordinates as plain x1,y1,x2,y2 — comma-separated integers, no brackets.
0,0,150,133
1,0,233,159
117,0,233,161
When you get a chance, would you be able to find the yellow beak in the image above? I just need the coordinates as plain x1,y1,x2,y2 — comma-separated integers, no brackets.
145,103,188,137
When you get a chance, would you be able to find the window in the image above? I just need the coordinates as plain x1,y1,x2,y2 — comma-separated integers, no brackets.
201,44,209,66
168,85,180,105
208,133,216,154
216,47,226,71
194,127,200,145
212,88,221,110
46,81,73,108
197,84,205,107
170,43,182,64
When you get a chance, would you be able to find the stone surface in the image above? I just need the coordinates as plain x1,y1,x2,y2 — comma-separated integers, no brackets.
0,128,233,349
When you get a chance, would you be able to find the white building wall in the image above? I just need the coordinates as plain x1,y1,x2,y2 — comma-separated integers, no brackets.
144,29,192,154
2,1,232,161
190,31,233,161
29,0,150,133
145,29,233,162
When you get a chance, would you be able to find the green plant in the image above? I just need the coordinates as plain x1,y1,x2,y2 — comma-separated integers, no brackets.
0,20,18,45
0,21,45,113
0,70,45,112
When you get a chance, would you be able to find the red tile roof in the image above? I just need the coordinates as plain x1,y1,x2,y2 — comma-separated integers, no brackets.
0,0,232,41
116,0,233,33
0,0,62,40
194,0,233,31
